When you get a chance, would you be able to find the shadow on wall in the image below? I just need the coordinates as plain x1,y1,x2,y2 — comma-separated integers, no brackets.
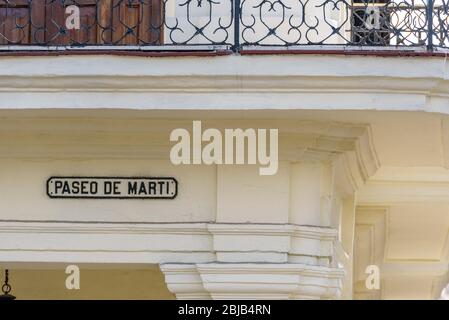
3,266,174,300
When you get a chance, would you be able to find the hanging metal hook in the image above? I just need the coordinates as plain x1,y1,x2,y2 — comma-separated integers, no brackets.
0,270,16,300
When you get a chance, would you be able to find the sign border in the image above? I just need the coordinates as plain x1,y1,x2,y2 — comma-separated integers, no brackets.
46,176,178,200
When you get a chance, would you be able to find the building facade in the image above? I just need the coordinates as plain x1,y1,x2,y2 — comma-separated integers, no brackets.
0,0,448,299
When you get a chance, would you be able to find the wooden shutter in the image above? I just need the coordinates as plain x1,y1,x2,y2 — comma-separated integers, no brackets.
0,0,46,44
47,0,163,45
0,0,163,45
111,0,163,45
46,0,112,45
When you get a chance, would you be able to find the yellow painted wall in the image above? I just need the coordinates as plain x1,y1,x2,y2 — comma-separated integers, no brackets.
5,266,175,300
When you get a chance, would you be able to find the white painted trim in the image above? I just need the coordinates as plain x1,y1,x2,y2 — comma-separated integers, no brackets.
358,180,449,204
291,225,339,241
357,166,449,203
207,223,338,239
0,221,341,265
0,221,210,235
1,55,449,113
207,223,294,236
160,262,345,300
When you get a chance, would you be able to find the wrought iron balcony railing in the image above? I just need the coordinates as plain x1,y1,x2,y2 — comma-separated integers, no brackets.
0,0,448,52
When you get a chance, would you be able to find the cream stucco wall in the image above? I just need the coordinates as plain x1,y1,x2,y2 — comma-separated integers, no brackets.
1,52,449,299
1,159,216,223
0,110,448,299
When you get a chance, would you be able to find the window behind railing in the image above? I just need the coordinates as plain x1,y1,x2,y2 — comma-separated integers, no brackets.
350,0,433,47
352,0,390,45
0,0,448,50
0,0,163,45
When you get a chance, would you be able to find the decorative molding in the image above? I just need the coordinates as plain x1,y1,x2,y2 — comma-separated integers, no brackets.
318,125,381,196
0,221,341,265
353,207,388,300
291,225,338,240
1,55,449,113
159,264,211,300
358,180,449,204
160,263,345,300
207,223,293,236
354,205,449,300
208,224,340,264
0,222,210,235
207,223,338,239
357,166,449,204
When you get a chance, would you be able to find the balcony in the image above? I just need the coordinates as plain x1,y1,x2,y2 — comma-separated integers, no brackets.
0,0,448,53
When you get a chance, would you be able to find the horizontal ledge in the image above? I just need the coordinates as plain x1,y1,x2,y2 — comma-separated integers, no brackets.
0,45,447,58
0,50,233,58
162,262,345,277
240,45,448,57
0,220,211,235
0,45,232,51
0,251,216,265
0,54,446,78
0,222,340,265
208,223,338,240
242,45,430,52
0,220,337,237
357,180,449,203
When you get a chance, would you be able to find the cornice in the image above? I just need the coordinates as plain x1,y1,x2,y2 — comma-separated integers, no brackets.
356,166,449,203
194,263,344,276
0,221,211,235
0,221,341,264
207,223,294,236
160,262,345,299
290,225,338,241
358,180,449,204
208,223,338,240
0,221,339,240
1,55,449,112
